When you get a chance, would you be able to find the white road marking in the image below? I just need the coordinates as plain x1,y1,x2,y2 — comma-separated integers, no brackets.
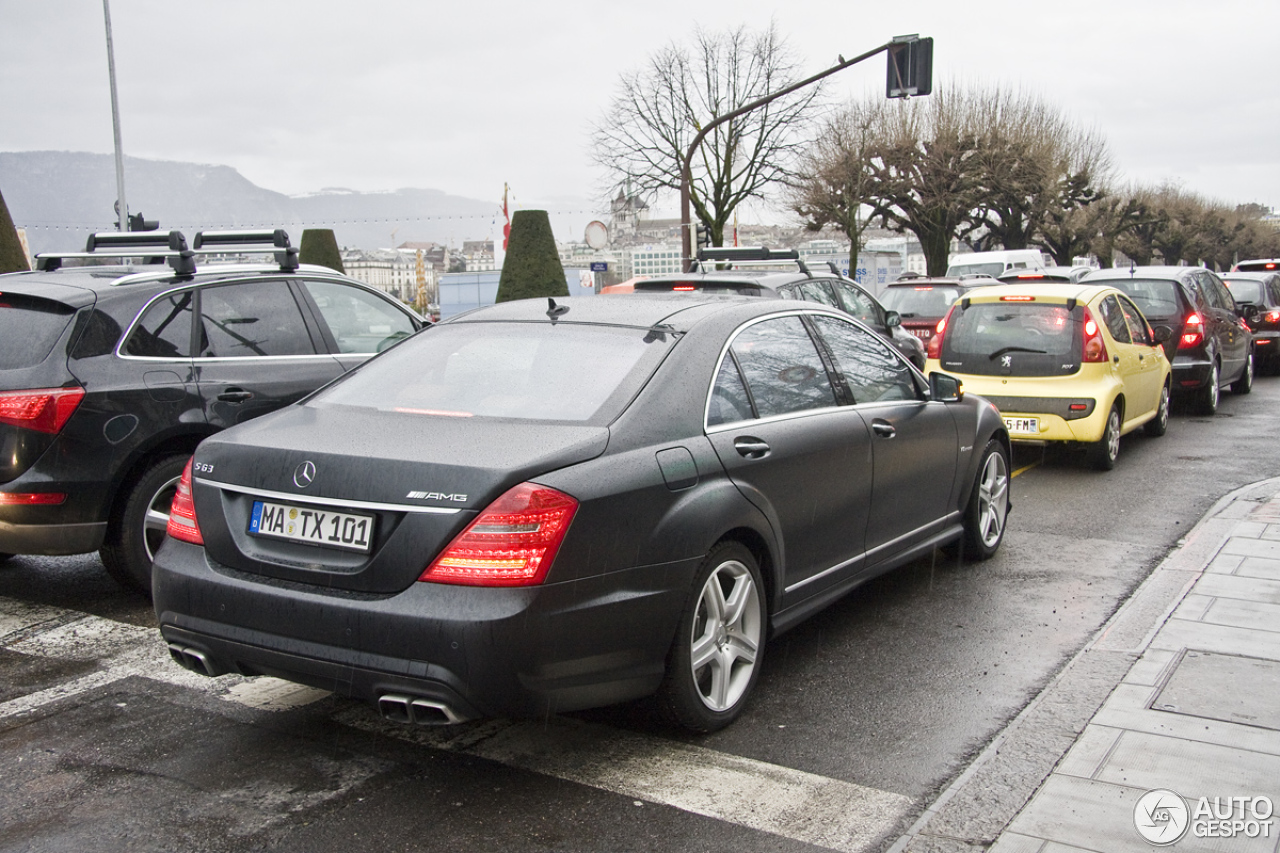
1,600,915,852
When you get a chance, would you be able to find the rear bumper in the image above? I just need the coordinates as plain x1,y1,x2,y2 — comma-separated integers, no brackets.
0,519,106,555
1171,355,1213,391
152,538,696,720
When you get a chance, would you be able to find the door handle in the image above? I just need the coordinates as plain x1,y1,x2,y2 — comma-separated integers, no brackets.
217,389,254,403
871,420,896,438
733,437,770,459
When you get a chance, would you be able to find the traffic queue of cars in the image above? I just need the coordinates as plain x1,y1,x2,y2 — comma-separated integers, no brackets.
2,229,1271,733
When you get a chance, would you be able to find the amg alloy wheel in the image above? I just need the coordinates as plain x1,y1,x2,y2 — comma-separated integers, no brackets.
962,440,1010,560
658,542,765,732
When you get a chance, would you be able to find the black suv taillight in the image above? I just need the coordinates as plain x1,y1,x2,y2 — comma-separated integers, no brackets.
0,387,85,434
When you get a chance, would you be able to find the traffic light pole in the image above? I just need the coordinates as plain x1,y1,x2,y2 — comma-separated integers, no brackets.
679,36,930,272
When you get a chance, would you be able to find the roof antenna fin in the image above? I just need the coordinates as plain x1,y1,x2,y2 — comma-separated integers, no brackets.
547,298,569,324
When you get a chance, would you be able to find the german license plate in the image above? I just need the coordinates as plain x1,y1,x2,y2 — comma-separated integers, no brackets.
248,500,374,553
1003,416,1039,436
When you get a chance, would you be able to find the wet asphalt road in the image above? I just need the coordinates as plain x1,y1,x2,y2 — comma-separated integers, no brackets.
2,377,1279,852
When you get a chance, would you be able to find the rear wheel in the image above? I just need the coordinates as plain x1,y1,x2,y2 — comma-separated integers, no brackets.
1195,362,1220,415
1231,350,1254,395
1087,403,1122,471
100,454,188,596
1144,383,1170,437
962,440,1010,560
657,541,766,733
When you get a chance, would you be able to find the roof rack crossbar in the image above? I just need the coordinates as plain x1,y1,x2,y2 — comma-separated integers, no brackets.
696,246,800,262
192,229,298,271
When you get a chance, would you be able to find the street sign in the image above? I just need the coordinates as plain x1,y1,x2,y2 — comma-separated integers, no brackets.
590,262,608,272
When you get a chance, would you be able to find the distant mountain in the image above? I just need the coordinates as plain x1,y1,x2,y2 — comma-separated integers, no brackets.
0,151,502,255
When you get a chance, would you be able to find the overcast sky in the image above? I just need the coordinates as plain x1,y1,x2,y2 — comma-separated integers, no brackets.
4,0,1279,236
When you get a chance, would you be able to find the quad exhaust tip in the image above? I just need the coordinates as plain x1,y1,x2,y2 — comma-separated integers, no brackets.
167,643,224,678
378,693,468,726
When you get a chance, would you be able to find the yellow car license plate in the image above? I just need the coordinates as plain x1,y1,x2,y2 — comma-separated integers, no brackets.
1003,416,1039,436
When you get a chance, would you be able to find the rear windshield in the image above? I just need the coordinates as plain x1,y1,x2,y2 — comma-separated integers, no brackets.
938,301,1082,377
879,285,963,318
310,321,673,423
1223,278,1263,304
0,292,77,369
1102,278,1183,322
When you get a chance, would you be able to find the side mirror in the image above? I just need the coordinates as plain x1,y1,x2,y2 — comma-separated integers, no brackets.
1151,325,1173,345
929,371,963,402
884,310,902,328
1242,304,1261,321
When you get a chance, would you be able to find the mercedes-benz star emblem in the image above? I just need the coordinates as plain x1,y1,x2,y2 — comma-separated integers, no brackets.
293,461,316,489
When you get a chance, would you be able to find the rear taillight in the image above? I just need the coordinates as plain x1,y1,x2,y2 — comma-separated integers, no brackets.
0,387,85,434
927,310,952,360
420,482,578,587
1179,313,1204,349
1082,308,1108,363
165,457,204,545
1267,311,1280,324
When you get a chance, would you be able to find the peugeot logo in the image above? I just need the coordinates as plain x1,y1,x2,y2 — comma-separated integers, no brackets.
1001,355,1013,368
293,461,316,489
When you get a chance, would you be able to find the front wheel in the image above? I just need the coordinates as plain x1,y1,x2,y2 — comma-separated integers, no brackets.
657,542,766,733
1231,351,1254,395
1087,403,1122,471
100,454,189,595
962,440,1010,560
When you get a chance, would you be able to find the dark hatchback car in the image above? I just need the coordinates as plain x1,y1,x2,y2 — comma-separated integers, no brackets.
154,294,1010,732
878,274,981,350
0,230,424,593
1081,266,1253,414
633,249,926,369
1222,271,1280,374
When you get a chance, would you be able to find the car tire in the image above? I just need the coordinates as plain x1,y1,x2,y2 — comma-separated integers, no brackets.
1087,403,1122,471
1231,351,1254,395
962,439,1010,561
656,541,766,733
100,453,188,595
1144,382,1171,437
1195,362,1220,416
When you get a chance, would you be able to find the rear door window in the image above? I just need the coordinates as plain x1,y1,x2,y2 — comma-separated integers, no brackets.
939,300,1081,377
1099,295,1131,344
1118,295,1153,345
810,315,919,403
727,316,837,418
0,292,77,369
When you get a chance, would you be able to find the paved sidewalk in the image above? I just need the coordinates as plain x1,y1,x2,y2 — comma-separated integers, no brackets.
896,479,1280,853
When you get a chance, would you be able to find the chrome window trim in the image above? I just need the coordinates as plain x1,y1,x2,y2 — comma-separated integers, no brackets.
197,478,463,514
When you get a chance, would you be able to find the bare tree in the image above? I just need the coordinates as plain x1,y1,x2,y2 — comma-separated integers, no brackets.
863,88,988,276
789,100,884,278
969,91,1111,252
591,23,822,248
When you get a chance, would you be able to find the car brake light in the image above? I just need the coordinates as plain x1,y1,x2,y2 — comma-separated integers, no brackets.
420,482,578,586
1267,311,1280,324
165,457,204,545
0,387,85,434
0,492,67,506
1000,295,1036,301
1179,313,1204,349
672,285,697,292
1082,308,1108,363
927,311,951,360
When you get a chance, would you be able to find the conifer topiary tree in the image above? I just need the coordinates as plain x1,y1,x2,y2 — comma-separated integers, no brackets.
496,210,568,302
299,228,345,273
0,187,30,273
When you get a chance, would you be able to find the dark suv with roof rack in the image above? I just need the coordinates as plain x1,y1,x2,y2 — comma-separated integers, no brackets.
0,229,425,593
632,248,926,368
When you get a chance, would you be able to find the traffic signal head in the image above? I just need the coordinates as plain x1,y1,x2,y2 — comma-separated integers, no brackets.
695,223,712,249
887,36,933,98
128,212,159,232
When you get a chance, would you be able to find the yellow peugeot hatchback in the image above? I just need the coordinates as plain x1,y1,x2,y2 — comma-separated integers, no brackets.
925,283,1172,469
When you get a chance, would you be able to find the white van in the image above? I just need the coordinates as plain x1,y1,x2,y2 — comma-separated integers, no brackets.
946,249,1046,278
